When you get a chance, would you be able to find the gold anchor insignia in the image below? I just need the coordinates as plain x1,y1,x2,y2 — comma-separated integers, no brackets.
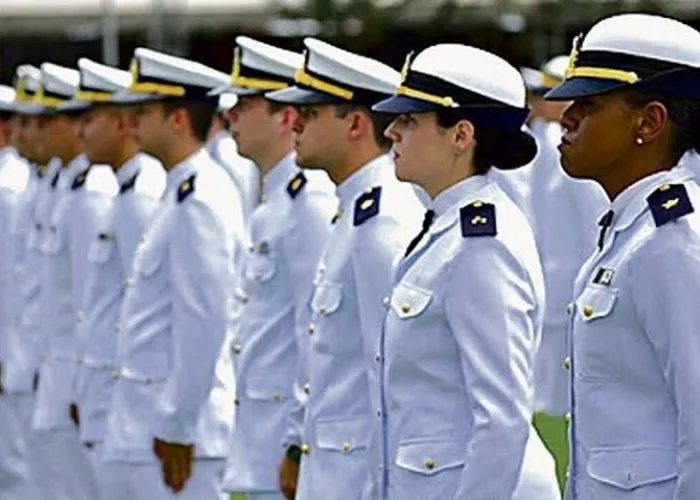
180,180,190,193
361,198,374,211
659,184,671,191
471,215,488,225
564,34,581,79
661,198,679,210
472,200,483,208
400,52,414,85
291,177,302,192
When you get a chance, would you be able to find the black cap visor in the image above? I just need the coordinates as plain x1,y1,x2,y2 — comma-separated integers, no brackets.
265,86,343,105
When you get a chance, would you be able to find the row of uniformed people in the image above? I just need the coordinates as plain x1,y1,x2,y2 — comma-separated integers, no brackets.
1,10,700,500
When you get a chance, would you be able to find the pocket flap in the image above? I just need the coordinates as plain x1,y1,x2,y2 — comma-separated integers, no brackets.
315,416,371,452
244,251,277,283
587,447,678,490
576,286,617,322
391,282,432,319
243,377,290,403
395,439,464,476
311,282,343,316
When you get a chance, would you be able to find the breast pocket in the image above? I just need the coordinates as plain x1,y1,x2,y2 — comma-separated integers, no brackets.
392,438,464,500
310,282,351,354
574,285,620,382
88,236,116,265
243,251,277,284
586,447,677,498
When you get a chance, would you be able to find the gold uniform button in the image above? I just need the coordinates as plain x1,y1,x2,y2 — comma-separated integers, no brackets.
400,303,411,314
273,392,283,402
234,398,240,406
308,323,315,335
565,303,574,315
300,443,310,455
583,305,594,318
303,383,310,395
565,412,571,424
375,353,381,363
425,458,436,470
341,442,351,453
563,357,571,371
233,344,242,354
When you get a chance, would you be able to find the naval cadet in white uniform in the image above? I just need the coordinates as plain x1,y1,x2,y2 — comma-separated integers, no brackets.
7,64,61,500
102,48,245,500
267,38,423,500
32,62,118,500
371,44,560,500
69,58,166,497
211,36,336,500
206,91,259,225
543,13,700,499
0,84,33,500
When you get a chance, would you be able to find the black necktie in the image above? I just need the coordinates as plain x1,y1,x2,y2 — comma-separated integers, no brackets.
405,209,435,257
597,210,614,250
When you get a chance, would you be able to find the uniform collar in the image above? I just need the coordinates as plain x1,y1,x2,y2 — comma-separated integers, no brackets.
59,153,90,187
610,166,693,232
429,174,493,235
262,152,297,198
166,148,203,193
336,153,392,208
116,152,143,186
0,146,18,162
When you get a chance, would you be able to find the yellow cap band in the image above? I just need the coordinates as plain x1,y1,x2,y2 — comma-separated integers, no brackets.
396,85,455,108
74,90,114,103
294,67,353,100
565,66,639,84
128,81,185,97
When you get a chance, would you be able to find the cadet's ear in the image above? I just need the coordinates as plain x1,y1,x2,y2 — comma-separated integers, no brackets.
452,119,476,156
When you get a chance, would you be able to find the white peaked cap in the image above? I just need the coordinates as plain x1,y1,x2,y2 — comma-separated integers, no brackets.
266,37,399,106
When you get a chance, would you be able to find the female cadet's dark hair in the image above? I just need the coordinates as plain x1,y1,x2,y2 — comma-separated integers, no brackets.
624,90,700,162
435,108,536,173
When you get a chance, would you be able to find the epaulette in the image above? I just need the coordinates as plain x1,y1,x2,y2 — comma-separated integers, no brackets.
286,172,307,199
353,186,381,226
177,174,196,203
119,173,138,195
460,200,497,237
647,183,694,227
71,168,90,190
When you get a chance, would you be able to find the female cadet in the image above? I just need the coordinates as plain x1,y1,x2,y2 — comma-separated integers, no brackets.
543,13,700,500
370,44,560,499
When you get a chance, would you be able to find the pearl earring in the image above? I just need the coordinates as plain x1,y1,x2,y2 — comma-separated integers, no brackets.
635,137,644,145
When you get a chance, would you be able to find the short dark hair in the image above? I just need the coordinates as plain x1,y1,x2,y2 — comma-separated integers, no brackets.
333,103,392,150
161,99,216,143
624,90,700,163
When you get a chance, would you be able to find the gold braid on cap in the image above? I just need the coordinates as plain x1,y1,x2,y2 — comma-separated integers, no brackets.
564,34,639,84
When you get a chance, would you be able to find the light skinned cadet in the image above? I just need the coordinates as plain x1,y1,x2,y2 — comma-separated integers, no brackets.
31,61,118,500
266,38,423,500
69,57,166,498
210,36,336,500
370,43,560,500
101,48,245,500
